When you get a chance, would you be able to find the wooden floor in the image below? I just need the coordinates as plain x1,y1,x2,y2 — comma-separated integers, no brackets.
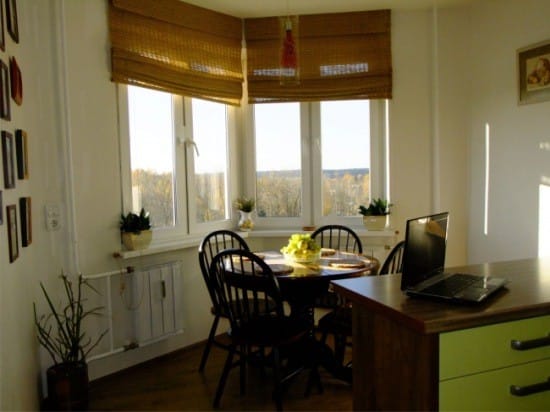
88,335,353,411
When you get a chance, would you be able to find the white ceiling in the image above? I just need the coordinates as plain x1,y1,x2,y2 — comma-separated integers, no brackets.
182,0,474,18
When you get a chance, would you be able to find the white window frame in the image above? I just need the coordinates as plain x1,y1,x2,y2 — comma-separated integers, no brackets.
244,99,388,230
118,85,237,245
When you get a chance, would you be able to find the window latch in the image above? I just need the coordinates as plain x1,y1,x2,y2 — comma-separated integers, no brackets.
183,138,200,157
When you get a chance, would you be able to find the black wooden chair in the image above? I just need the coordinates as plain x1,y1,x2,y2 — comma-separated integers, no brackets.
317,240,405,366
198,230,250,372
311,225,363,255
210,249,321,410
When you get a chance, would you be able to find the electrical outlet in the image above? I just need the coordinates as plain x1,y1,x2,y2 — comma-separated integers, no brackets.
45,204,61,231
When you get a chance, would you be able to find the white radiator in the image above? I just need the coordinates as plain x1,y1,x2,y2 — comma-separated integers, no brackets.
82,260,184,361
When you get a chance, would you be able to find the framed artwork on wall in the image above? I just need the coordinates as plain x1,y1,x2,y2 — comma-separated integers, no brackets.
0,59,10,120
15,129,28,179
5,0,18,44
0,0,5,51
518,39,550,104
19,196,31,247
2,130,15,189
9,57,22,105
7,204,18,262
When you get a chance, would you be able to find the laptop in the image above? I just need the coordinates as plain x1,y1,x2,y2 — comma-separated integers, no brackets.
400,212,507,303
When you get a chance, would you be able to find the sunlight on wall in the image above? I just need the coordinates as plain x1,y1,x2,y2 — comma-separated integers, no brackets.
539,178,550,257
484,123,490,236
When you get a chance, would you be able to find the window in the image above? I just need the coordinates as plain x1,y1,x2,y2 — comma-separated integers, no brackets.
249,100,387,229
119,85,235,243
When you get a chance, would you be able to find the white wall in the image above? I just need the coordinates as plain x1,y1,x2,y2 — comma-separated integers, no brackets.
467,0,550,263
4,0,548,409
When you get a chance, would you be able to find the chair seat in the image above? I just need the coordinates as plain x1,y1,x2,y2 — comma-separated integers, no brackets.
231,316,311,347
317,306,352,337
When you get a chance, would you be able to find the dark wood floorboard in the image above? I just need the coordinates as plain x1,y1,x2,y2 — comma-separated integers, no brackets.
88,335,352,411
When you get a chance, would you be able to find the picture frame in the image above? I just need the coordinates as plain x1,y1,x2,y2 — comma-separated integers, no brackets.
19,196,31,247
7,204,18,262
9,57,22,105
2,130,15,189
15,129,28,179
0,0,5,52
0,59,10,120
5,0,18,44
517,39,550,105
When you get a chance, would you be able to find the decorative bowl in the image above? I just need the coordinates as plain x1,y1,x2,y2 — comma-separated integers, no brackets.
284,250,321,264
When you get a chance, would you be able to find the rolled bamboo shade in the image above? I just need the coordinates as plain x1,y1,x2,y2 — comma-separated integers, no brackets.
245,10,392,103
109,0,243,106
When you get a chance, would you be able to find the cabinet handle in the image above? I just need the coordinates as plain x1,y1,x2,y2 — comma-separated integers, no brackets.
511,334,550,350
510,378,550,397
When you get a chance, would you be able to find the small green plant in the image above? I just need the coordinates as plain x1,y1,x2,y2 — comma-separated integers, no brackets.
33,273,108,365
358,198,392,216
120,208,151,234
234,197,255,212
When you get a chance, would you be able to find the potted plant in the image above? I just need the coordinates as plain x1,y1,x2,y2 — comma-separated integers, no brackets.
120,208,152,250
234,197,255,231
34,274,107,410
358,198,392,230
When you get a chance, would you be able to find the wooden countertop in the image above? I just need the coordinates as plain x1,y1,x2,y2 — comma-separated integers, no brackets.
332,257,550,334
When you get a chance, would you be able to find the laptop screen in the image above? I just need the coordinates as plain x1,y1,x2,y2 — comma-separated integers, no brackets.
400,212,449,291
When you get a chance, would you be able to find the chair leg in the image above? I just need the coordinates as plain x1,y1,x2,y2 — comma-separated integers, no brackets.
333,334,346,366
213,344,235,408
199,315,220,372
271,347,284,411
239,344,247,395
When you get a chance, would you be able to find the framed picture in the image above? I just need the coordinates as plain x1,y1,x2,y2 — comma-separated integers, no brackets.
15,129,28,179
2,130,15,189
19,196,31,247
0,59,9,120
5,0,18,44
0,0,5,52
7,204,18,262
518,39,550,104
9,57,21,105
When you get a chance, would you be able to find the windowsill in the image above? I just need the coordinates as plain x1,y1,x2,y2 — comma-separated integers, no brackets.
113,228,399,260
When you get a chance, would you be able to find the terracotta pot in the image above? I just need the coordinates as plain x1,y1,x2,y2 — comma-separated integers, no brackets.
121,229,152,250
46,361,89,410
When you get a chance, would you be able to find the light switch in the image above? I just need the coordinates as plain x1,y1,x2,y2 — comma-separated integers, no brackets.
45,204,61,231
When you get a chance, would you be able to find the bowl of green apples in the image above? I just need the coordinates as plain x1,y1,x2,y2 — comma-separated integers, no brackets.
280,233,321,264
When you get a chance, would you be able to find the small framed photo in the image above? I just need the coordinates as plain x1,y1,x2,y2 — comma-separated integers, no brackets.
19,196,31,247
2,130,15,189
0,59,10,120
7,204,18,262
518,40,550,105
9,57,22,106
5,0,18,44
0,0,5,52
15,129,28,179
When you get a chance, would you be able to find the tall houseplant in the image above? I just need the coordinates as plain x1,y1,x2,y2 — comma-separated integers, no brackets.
120,208,152,250
358,198,392,230
34,274,107,410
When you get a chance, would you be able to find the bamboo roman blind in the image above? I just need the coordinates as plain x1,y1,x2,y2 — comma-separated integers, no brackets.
109,0,243,105
245,10,392,103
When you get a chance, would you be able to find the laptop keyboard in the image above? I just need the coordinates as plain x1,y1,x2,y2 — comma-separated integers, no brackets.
422,273,483,296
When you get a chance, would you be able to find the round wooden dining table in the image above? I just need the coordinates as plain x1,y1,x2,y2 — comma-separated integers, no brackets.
258,249,379,384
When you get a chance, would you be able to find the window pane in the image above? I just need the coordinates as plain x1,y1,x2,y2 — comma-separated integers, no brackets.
254,103,301,217
128,85,175,228
321,100,370,216
192,98,228,223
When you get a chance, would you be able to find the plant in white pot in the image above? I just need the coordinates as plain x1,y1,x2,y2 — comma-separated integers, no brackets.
120,208,152,250
358,198,392,230
34,274,107,410
234,197,255,231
